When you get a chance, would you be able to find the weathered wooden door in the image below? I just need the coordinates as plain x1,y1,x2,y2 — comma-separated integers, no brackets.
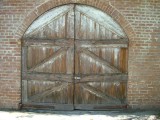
22,4,75,110
22,4,128,110
73,5,128,110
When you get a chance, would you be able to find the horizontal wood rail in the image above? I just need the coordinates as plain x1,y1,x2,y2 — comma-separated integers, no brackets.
22,38,74,47
22,103,74,110
22,73,73,82
75,39,128,48
22,72,127,83
77,73,128,82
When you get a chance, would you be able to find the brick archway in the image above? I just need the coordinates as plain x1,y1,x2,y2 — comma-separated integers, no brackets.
16,0,135,40
17,0,135,109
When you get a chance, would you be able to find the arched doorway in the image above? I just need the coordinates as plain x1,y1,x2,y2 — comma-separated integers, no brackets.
21,4,128,110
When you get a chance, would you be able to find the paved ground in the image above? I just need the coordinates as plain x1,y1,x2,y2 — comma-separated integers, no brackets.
0,110,159,120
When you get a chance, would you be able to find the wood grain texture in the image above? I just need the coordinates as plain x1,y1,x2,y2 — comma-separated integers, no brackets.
22,103,74,110
29,47,68,72
22,80,28,103
22,4,128,110
80,83,121,104
79,73,128,83
75,9,125,40
28,83,68,102
27,81,74,104
74,5,128,108
74,82,127,104
22,73,73,82
79,48,121,73
24,4,74,39
75,39,128,48
74,104,127,110
22,47,27,72
22,38,74,47
22,5,75,109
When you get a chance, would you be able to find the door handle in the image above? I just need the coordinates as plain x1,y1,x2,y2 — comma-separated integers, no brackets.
74,76,81,80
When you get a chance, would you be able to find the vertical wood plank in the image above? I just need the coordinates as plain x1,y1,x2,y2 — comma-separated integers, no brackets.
22,46,28,103
67,7,74,39
75,11,80,39
22,46,27,72
75,50,80,74
22,80,28,103
66,46,74,74
96,23,99,39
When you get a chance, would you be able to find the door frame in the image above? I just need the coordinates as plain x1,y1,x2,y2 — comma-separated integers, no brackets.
20,3,129,110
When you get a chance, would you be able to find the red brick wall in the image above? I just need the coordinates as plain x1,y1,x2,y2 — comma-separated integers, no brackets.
0,0,160,109
111,0,160,109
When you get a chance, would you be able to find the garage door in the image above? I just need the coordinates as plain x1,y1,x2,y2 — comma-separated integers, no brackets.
22,4,128,110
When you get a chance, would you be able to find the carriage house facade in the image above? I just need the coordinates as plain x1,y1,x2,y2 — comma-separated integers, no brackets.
0,0,160,110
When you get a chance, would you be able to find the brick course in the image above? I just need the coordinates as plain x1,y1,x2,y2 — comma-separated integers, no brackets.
0,0,160,109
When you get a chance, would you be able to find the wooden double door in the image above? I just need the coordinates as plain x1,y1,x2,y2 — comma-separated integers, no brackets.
22,4,128,110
